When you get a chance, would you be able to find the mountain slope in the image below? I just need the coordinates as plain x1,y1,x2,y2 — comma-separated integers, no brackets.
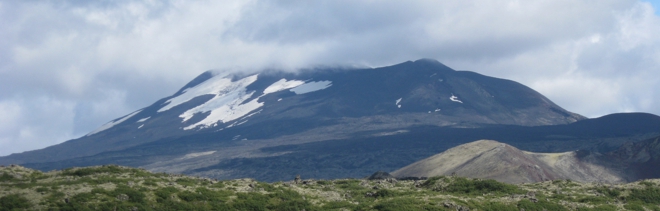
0,59,584,166
391,140,625,184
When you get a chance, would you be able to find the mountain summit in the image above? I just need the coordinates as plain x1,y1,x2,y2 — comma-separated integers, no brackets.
5,59,657,182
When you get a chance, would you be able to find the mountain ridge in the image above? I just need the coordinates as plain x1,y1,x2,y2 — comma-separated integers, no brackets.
2,59,658,182
393,136,660,184
0,59,584,164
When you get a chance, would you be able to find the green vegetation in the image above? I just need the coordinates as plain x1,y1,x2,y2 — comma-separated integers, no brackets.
440,177,524,195
0,194,30,210
3,165,660,210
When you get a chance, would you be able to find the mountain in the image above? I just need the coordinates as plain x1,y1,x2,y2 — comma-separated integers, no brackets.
393,136,660,184
391,140,624,184
1,59,658,182
608,135,660,180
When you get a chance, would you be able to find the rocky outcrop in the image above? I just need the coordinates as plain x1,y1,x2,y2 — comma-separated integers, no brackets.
367,171,395,180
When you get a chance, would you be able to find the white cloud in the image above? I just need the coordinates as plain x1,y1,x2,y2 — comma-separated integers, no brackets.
0,97,76,156
0,0,659,155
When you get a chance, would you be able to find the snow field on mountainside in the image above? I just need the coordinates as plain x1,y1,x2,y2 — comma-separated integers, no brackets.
87,109,142,136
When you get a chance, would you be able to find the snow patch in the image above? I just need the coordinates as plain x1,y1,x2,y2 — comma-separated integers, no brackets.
158,71,238,112
277,98,282,101
182,75,262,130
137,117,150,123
450,94,463,103
374,130,409,137
87,109,142,136
180,151,216,160
138,124,144,129
263,79,305,94
290,81,332,94
435,108,441,112
396,98,402,108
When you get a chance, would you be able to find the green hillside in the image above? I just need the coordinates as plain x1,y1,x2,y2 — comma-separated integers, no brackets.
2,165,660,211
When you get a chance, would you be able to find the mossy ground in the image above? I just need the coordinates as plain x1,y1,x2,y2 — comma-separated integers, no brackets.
2,165,660,210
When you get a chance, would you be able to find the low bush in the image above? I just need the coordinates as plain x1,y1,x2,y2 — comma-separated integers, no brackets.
628,186,660,204
442,177,524,195
594,186,621,198
576,205,617,211
0,194,30,211
62,165,125,177
577,196,609,204
175,178,198,186
372,197,441,211
154,187,178,202
112,185,146,203
517,199,567,211
0,173,15,182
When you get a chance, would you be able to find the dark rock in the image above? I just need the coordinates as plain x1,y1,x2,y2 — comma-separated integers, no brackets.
368,171,394,180
117,194,129,201
526,191,536,198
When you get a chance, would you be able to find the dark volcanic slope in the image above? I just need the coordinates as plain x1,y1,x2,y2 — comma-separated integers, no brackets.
16,113,660,182
0,59,583,166
609,136,660,181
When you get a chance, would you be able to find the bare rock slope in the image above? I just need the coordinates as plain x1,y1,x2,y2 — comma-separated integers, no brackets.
392,140,625,184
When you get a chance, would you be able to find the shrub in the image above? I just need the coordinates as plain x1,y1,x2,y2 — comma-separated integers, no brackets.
576,205,617,211
624,202,646,211
594,186,621,198
316,180,331,185
322,201,357,210
628,187,660,204
442,177,524,195
112,185,146,203
0,173,15,182
372,198,440,211
154,187,179,202
477,201,518,211
0,194,30,211
577,196,609,204
421,176,444,188
517,199,567,211
62,165,125,177
373,189,399,198
175,178,198,186
178,190,207,202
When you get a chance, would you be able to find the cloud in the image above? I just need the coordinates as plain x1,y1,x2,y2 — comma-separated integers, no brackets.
0,0,659,155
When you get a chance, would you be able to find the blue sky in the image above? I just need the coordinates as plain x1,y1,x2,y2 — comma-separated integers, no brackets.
648,0,660,14
0,0,660,156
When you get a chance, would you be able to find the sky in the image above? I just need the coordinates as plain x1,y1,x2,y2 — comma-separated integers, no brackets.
1,0,659,156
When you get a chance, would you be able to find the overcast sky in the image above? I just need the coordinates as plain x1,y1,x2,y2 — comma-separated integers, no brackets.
1,0,659,156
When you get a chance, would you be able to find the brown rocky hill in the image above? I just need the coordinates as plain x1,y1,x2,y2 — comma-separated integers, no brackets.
391,140,627,184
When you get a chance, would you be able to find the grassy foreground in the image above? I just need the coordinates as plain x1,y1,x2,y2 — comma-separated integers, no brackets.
2,165,660,210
